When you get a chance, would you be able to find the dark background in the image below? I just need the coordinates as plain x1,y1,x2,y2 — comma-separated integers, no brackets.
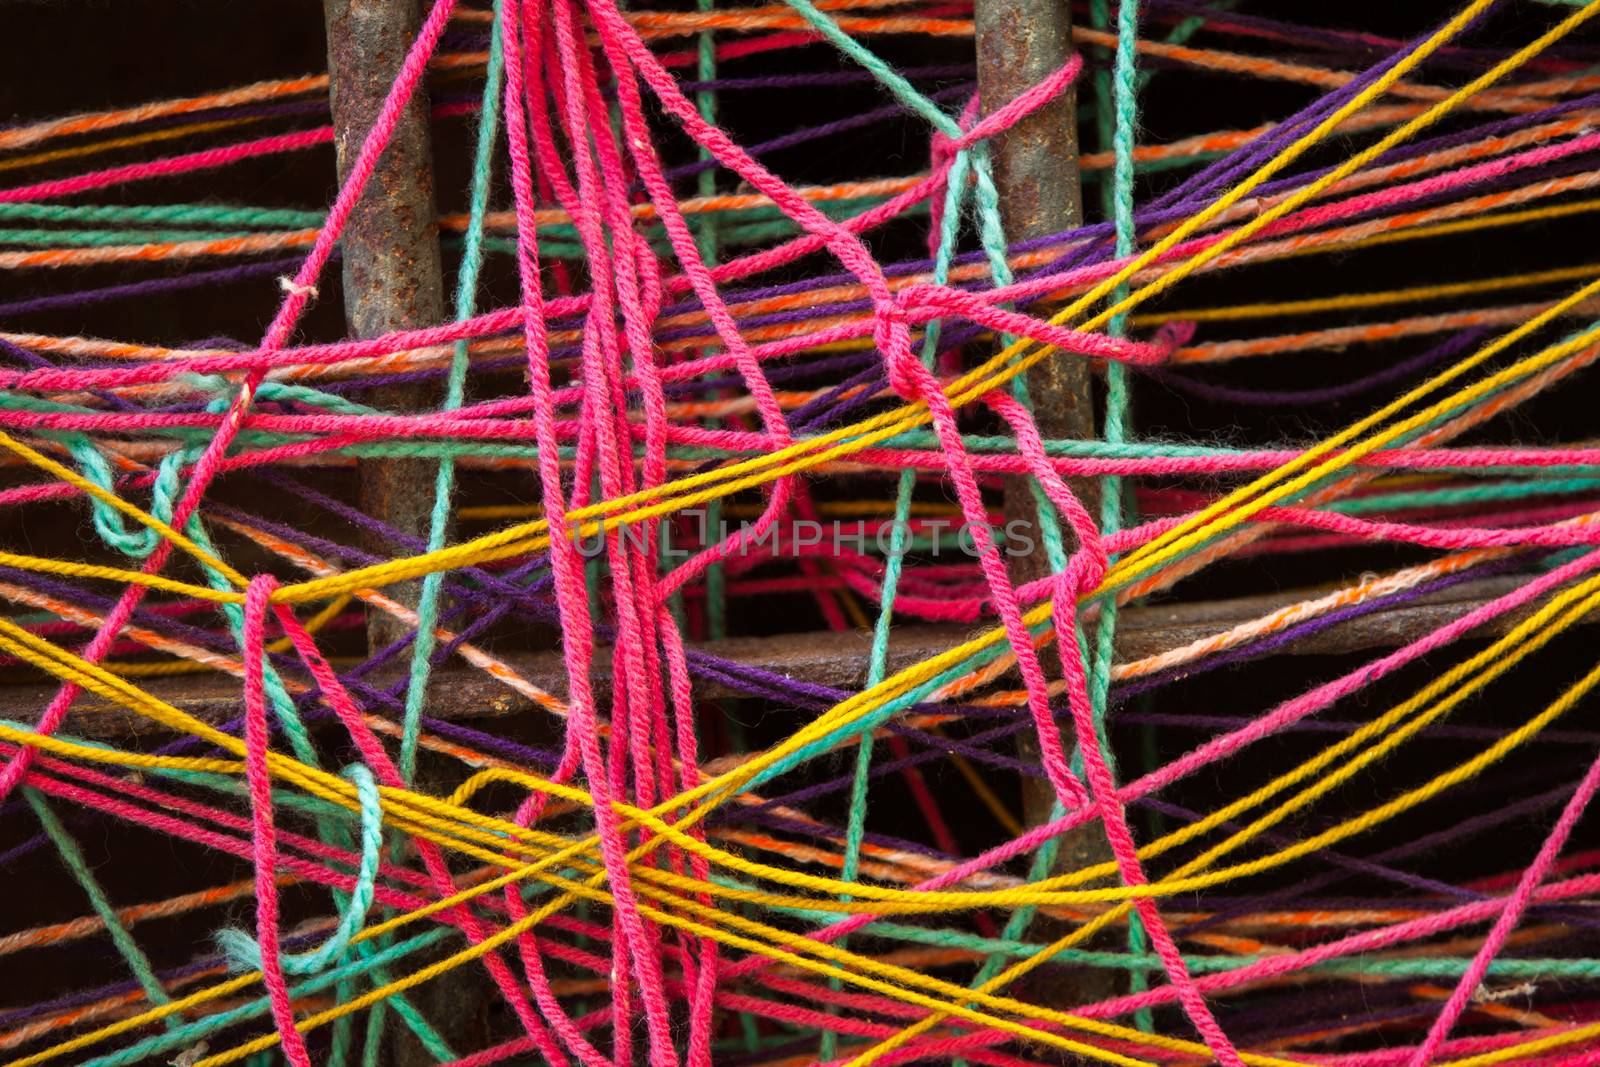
1,1,1598,1054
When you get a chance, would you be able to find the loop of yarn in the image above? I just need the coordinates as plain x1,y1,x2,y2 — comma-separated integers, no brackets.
12,3,1600,1066
216,762,384,977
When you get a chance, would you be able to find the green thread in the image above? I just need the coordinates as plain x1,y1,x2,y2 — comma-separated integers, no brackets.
356,9,506,1062
5,729,454,1063
0,227,259,248
214,763,384,976
0,202,324,229
25,788,178,1024
1090,0,1155,1028
76,926,457,1067
400,0,505,787
23,718,1600,1065
777,5,1058,1043
826,145,976,1062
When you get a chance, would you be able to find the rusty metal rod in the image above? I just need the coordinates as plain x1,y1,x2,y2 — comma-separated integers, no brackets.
320,1,487,1058
975,0,1121,1010
323,0,448,655
17,576,1554,736
981,0,1096,559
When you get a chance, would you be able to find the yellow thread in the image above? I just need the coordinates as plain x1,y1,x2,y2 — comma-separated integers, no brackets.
847,576,1600,1063
0,2,1578,621
0,117,270,174
1102,296,1600,599
9,9,1599,1062
0,430,245,585
14,566,1600,1065
1095,1,1600,588
1131,261,1600,325
264,0,1584,617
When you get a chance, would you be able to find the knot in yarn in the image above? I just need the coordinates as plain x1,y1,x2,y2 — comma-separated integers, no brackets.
1153,318,1198,359
876,296,935,402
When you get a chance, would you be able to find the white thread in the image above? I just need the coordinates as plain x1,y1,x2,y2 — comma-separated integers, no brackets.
279,276,320,299
1473,981,1537,1003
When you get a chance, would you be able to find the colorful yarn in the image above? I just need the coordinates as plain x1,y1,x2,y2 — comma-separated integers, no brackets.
5,1,1600,1065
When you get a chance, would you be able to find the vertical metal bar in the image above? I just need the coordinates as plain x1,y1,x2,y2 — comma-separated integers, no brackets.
979,0,1097,594
323,0,447,654
321,4,485,1061
977,0,1095,530
977,0,1122,1010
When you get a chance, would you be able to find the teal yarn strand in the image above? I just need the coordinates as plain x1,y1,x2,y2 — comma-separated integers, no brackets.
400,0,505,787
356,10,504,1062
1090,0,1155,1030
24,788,178,1024
826,152,975,1062
192,483,420,1063
694,0,724,643
0,226,259,247
61,376,375,561
214,763,384,977
75,926,457,1067
1085,0,1139,780
693,0,721,264
65,435,162,559
694,8,761,1048
782,0,959,135
779,7,1078,1035
781,0,1070,572
0,201,324,230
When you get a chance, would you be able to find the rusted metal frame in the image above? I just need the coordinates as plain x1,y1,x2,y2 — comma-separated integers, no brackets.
28,576,1551,734
978,0,1095,544
320,1,490,1059
980,0,1096,568
975,0,1122,1009
323,0,449,654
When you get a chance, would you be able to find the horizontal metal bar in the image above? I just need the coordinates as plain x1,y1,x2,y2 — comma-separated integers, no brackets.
1,575,1554,738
